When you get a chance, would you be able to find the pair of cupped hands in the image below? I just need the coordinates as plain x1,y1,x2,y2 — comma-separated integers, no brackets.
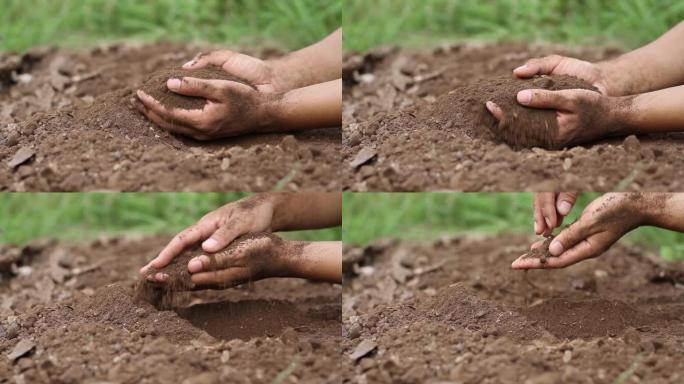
139,195,289,290
135,51,289,140
485,55,621,148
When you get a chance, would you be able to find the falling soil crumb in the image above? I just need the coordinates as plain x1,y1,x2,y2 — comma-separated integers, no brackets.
342,234,684,383
139,67,252,110
520,236,554,264
0,235,341,383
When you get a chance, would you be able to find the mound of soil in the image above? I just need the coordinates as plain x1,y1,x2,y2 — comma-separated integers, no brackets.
139,67,252,110
0,235,341,383
0,42,340,192
342,234,684,383
343,42,684,191
429,75,595,149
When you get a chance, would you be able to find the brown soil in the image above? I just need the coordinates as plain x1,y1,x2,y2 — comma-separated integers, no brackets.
0,235,341,383
342,234,684,383
430,75,595,150
140,67,252,110
0,42,340,191
343,42,684,191
521,236,554,264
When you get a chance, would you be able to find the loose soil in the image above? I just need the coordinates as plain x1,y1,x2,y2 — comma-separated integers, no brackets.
0,42,340,191
0,235,341,383
342,234,684,383
343,42,684,191
140,67,252,110
521,236,554,264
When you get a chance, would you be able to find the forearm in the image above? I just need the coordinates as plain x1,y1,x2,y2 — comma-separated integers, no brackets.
599,21,684,96
285,241,342,283
270,192,342,231
613,85,684,135
641,193,684,233
269,28,342,90
272,79,341,131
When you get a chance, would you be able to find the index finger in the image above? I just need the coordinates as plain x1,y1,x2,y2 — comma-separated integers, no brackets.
140,223,215,274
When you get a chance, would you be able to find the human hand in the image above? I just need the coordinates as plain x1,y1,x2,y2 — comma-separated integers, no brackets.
135,75,280,140
485,88,621,148
512,193,646,269
513,55,613,96
140,194,277,279
185,234,298,289
182,50,291,93
533,193,580,236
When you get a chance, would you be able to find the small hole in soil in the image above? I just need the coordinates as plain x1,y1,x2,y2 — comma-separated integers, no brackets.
175,299,323,341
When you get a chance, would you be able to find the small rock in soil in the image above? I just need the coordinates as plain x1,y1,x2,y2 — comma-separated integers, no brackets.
350,147,377,169
8,147,35,169
350,339,377,362
7,339,35,362
623,135,641,154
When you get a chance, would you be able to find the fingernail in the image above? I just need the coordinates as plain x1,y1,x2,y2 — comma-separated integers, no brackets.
544,217,552,228
485,101,495,112
136,90,144,98
558,201,572,215
182,60,194,68
514,64,527,72
517,90,532,104
202,238,218,250
549,240,563,256
188,258,203,273
167,78,181,90
155,273,168,281
534,221,541,234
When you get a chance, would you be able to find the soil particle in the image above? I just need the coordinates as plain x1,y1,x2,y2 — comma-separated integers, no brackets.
139,67,252,110
7,339,35,362
7,147,35,169
520,236,554,264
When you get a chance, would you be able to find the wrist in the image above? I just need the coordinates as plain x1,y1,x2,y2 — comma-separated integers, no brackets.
275,240,308,278
266,56,304,92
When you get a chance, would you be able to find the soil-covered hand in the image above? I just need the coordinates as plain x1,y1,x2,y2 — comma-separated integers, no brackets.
533,192,579,236
140,194,276,279
182,50,291,93
186,234,298,289
513,193,646,269
513,55,613,96
136,77,279,140
486,88,620,147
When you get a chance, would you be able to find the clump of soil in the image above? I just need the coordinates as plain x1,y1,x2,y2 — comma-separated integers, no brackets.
428,75,596,150
520,236,554,264
136,232,280,309
139,67,252,110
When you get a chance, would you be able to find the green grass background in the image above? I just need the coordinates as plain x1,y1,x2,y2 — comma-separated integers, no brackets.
0,0,341,52
343,193,684,261
344,0,684,51
0,193,340,245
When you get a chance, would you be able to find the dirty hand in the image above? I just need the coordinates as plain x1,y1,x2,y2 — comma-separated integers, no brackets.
186,235,296,289
513,55,612,95
182,50,290,93
140,194,276,279
136,77,278,140
513,193,645,269
485,88,618,147
533,193,580,236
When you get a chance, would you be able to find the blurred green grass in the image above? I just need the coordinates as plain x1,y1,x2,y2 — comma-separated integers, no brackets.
343,193,684,261
0,0,340,52
344,0,684,51
0,193,340,245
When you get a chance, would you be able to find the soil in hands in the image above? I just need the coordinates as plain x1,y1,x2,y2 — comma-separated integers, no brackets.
139,67,252,110
0,235,341,383
429,75,595,150
342,42,684,191
520,236,554,264
342,234,684,383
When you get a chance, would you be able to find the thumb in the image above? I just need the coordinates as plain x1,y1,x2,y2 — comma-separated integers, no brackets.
513,55,563,78
202,225,245,253
517,89,579,110
549,219,588,257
